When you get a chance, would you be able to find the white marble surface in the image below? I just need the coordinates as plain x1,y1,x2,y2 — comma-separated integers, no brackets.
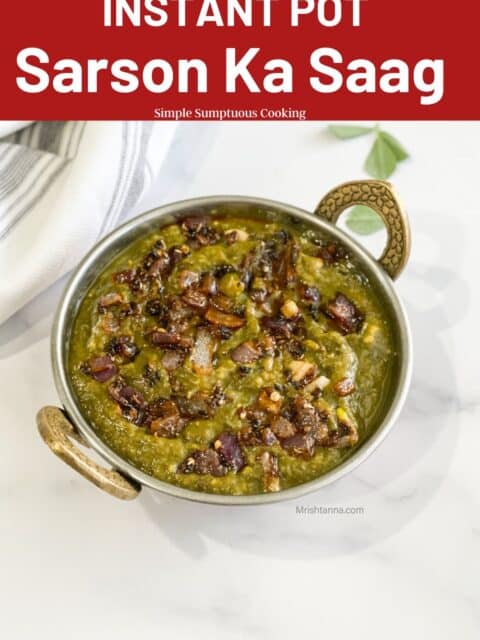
1,122,479,639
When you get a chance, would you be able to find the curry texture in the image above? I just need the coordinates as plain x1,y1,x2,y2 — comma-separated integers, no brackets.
69,214,397,495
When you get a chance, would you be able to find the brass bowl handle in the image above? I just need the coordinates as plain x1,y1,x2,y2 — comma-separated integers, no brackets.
314,180,411,279
37,406,140,500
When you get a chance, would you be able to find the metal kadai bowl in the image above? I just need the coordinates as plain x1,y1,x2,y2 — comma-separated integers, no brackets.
37,180,412,505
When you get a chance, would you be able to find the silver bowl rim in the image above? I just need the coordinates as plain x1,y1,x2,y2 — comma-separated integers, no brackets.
51,194,413,506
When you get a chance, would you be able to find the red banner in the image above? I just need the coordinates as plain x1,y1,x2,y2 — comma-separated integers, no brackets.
1,0,477,119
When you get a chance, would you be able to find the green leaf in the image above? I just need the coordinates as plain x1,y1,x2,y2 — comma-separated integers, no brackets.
379,131,409,161
364,133,397,179
327,124,374,140
346,205,384,235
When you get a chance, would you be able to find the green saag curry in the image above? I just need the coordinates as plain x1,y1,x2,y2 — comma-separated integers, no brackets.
69,213,397,495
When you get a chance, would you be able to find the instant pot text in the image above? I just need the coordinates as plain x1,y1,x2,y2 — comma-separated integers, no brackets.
15,0,445,106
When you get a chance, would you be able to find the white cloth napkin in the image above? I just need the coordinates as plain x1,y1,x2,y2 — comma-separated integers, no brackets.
0,121,177,324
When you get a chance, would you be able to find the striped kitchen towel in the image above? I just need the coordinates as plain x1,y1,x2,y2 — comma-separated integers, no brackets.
0,121,177,324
